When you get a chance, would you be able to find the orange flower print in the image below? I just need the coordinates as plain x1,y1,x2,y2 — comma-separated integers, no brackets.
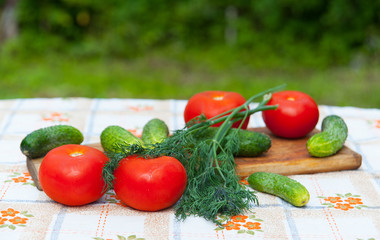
239,179,249,186
12,176,29,183
231,215,248,223
0,209,33,230
320,193,367,210
243,222,262,230
216,212,264,235
223,221,241,230
325,196,343,203
127,128,141,137
0,217,8,224
334,203,354,211
375,120,380,128
344,197,363,205
43,112,69,122
9,217,28,225
128,105,154,112
1,208,20,217
5,172,34,186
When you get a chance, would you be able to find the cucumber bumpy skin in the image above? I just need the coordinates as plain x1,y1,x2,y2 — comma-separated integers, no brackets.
141,118,169,145
248,172,310,207
100,125,144,154
306,115,348,157
191,127,271,157
20,125,84,159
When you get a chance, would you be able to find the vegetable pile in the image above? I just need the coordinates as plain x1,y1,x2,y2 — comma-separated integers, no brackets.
20,84,350,225
101,84,284,223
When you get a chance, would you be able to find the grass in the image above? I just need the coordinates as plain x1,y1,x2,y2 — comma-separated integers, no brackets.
0,46,379,108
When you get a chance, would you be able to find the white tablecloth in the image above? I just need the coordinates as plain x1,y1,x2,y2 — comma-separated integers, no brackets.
0,97,379,239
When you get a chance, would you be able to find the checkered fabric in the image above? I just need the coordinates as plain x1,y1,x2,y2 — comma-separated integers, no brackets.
0,98,379,240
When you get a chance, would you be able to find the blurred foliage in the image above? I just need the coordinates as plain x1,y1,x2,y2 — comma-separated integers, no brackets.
3,0,380,67
0,0,380,107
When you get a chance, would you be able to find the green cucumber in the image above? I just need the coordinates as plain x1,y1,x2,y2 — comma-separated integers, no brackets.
191,127,271,157
248,172,310,207
100,125,144,154
307,115,348,157
141,118,169,145
20,125,84,159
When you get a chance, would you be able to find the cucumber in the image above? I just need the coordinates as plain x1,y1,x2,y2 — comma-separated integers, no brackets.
248,172,310,207
191,127,271,157
141,118,169,145
306,115,348,157
100,125,144,154
20,125,84,159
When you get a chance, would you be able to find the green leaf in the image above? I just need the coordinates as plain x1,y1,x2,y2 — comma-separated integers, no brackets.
8,225,16,230
317,196,326,199
237,230,246,234
248,215,256,219
0,224,9,228
345,193,353,197
127,235,136,240
24,214,34,217
117,235,126,240
136,238,145,240
336,194,344,197
215,227,224,231
253,218,263,222
4,180,12,183
92,237,104,240
247,230,255,235
353,195,360,197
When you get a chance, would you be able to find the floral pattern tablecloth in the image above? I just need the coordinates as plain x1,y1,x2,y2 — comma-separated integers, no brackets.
0,97,379,240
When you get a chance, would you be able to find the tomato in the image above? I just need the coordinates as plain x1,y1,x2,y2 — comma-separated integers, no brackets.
39,144,109,206
113,155,187,211
184,91,249,129
262,90,319,138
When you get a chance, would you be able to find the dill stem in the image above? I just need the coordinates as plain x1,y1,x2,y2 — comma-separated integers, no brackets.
209,121,233,183
203,84,285,185
207,83,286,124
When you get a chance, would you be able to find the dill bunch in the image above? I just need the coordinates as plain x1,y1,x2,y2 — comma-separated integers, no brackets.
102,84,285,225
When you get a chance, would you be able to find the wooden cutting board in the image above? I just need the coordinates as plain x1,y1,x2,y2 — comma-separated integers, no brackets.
26,127,362,191
235,127,362,177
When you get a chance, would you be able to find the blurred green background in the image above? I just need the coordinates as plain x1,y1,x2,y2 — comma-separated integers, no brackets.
0,0,379,108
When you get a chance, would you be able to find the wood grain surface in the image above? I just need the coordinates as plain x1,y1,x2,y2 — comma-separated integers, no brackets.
27,127,362,191
235,128,362,176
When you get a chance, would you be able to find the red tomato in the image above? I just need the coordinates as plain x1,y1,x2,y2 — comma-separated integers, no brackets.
184,91,249,129
262,90,319,138
113,155,187,211
39,144,109,206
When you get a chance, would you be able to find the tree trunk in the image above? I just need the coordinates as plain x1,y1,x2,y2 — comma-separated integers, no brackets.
0,0,19,42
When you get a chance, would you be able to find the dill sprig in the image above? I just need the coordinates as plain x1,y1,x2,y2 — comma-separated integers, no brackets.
102,84,285,224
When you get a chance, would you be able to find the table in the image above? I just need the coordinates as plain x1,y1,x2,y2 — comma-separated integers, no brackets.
0,97,379,240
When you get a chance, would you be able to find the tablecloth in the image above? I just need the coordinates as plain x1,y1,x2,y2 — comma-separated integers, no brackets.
0,97,379,240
